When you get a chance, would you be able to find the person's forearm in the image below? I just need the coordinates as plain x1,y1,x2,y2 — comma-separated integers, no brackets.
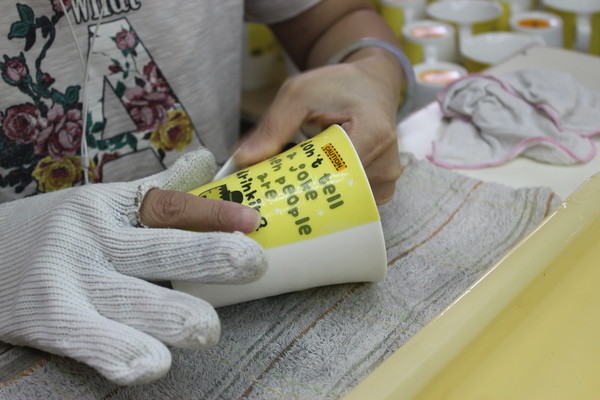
270,0,403,95
271,0,400,67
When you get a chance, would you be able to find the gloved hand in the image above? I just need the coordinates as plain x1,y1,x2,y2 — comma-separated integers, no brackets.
0,148,267,385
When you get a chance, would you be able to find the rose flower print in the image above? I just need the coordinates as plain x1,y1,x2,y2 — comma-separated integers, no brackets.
151,110,193,152
32,155,82,192
3,104,46,144
34,104,83,160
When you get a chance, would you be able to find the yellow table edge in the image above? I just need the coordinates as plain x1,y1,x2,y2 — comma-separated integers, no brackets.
343,172,600,400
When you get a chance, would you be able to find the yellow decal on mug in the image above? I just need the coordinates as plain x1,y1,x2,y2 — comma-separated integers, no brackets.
188,125,380,249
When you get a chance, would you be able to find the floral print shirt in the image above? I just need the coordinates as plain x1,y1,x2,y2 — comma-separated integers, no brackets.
0,0,318,202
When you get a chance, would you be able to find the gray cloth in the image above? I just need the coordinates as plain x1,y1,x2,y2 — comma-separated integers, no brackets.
429,69,600,168
0,155,560,400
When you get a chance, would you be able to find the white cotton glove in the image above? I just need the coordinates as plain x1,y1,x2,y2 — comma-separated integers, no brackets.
0,148,267,385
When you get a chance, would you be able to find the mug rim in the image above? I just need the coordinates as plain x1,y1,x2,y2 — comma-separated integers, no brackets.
509,10,563,29
427,0,503,24
414,61,468,87
380,0,425,7
402,19,455,41
460,32,543,64
542,0,600,14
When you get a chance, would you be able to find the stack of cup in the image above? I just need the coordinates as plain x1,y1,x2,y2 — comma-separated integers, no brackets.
402,19,458,64
459,31,544,72
380,0,428,38
424,0,543,72
541,0,600,55
401,18,467,108
412,62,468,108
496,0,536,30
426,0,503,41
376,0,600,108
510,10,564,47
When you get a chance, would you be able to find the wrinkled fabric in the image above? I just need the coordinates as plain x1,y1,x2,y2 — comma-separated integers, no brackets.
0,155,560,399
428,69,600,168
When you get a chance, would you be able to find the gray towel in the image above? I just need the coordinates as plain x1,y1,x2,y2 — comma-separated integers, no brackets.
0,155,559,400
429,69,600,168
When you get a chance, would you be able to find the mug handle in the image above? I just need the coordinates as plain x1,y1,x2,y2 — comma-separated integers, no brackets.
575,13,591,52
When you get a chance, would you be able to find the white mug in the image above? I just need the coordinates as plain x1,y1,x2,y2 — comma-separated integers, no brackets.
497,0,535,30
510,11,564,47
427,0,503,42
380,0,428,38
460,31,544,72
542,0,600,54
402,19,457,64
173,125,387,307
413,61,467,108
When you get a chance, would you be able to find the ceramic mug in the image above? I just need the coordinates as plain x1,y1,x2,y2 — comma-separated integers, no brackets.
381,0,428,38
427,0,503,42
402,19,457,64
460,31,544,72
542,0,600,55
413,61,467,108
496,0,535,30
173,125,387,307
510,10,564,47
